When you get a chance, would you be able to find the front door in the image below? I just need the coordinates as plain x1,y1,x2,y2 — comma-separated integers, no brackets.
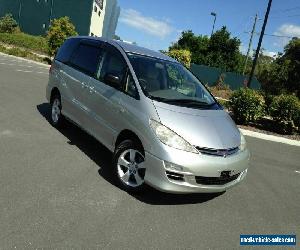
87,44,139,150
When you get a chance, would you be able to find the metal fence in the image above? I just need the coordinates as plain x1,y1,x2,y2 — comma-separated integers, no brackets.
190,64,261,90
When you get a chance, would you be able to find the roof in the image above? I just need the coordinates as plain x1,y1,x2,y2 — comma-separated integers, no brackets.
70,36,177,62
112,40,177,62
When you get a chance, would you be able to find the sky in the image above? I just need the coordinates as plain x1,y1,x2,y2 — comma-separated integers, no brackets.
115,0,300,57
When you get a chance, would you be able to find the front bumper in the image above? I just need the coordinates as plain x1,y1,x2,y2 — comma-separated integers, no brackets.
144,148,250,194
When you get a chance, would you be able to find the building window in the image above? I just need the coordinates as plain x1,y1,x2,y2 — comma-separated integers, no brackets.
95,0,104,10
94,6,97,12
42,23,46,29
98,11,101,17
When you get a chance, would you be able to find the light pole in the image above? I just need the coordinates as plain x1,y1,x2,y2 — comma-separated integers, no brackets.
211,12,217,37
248,0,273,87
18,0,22,28
49,0,54,27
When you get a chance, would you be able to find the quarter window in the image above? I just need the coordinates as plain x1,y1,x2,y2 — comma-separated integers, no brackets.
70,43,102,76
125,73,138,98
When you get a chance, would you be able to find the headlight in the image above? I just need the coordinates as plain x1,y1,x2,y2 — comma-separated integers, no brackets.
149,119,198,153
239,132,247,151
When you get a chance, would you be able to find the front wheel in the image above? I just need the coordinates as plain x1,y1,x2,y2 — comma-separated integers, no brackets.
113,140,146,192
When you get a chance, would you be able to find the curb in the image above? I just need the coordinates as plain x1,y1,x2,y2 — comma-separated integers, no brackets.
239,128,300,147
0,52,50,68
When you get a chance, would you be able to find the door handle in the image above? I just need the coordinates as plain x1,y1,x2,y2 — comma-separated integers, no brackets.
81,82,88,89
118,101,125,113
89,86,95,93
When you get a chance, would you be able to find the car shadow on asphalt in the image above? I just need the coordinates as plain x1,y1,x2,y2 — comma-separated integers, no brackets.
37,103,225,205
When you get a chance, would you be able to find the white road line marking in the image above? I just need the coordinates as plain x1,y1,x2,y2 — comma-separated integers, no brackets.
16,69,33,73
295,171,300,174
0,62,14,66
15,69,48,74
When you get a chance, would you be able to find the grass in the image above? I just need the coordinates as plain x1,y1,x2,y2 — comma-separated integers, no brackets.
0,32,48,54
0,44,49,64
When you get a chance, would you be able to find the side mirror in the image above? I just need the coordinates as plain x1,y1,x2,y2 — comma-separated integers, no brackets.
104,73,121,88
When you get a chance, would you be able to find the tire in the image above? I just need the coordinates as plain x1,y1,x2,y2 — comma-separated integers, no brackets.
113,140,146,193
50,94,65,128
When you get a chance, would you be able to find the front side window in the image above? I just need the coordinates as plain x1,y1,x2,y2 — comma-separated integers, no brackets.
99,47,128,89
128,53,217,109
70,43,102,76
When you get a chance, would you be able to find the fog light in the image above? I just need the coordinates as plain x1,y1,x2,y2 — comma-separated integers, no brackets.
164,161,184,172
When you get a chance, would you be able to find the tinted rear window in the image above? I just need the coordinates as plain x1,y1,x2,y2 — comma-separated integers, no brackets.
69,43,102,76
55,38,80,63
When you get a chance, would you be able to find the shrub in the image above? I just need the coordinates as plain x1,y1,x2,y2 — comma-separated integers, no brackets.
0,14,19,33
167,49,191,68
263,93,274,115
47,17,77,57
229,88,265,124
294,109,300,131
270,94,300,133
0,32,48,54
217,98,230,109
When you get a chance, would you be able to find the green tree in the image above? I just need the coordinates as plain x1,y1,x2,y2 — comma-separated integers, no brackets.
206,27,242,72
0,14,19,33
257,38,300,97
170,30,209,65
281,38,300,96
46,17,77,57
254,49,275,76
170,27,243,72
167,49,191,68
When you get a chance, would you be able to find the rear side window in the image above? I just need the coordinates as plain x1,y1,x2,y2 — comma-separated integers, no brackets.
69,43,102,76
55,38,80,63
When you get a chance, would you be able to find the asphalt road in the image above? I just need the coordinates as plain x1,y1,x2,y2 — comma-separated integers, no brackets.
0,53,299,250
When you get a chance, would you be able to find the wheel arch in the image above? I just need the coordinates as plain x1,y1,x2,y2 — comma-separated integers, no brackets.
50,87,61,103
115,130,145,154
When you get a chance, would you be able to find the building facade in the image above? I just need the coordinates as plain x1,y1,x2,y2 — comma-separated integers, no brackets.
0,0,119,38
102,0,120,39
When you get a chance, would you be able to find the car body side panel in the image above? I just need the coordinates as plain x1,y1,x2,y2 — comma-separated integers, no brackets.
59,64,92,127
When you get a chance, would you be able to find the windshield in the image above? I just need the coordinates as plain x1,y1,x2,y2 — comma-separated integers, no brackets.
128,53,217,108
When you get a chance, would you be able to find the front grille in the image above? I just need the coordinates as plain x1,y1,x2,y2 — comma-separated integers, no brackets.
195,173,240,185
196,146,239,157
166,171,184,181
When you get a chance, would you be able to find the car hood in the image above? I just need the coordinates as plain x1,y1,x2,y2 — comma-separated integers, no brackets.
153,101,241,149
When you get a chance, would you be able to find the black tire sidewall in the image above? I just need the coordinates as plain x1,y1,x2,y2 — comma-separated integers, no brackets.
113,140,145,193
50,95,64,128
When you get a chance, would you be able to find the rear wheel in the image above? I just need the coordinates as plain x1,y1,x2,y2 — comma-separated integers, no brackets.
113,140,146,192
50,94,65,128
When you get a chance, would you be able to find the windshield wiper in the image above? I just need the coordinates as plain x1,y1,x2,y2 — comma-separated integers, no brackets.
156,98,215,106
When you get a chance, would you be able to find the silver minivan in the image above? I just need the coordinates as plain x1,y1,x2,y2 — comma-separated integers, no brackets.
46,36,250,193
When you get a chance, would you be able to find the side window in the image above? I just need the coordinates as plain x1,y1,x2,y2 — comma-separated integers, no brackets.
55,38,80,63
70,43,102,76
100,47,127,88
